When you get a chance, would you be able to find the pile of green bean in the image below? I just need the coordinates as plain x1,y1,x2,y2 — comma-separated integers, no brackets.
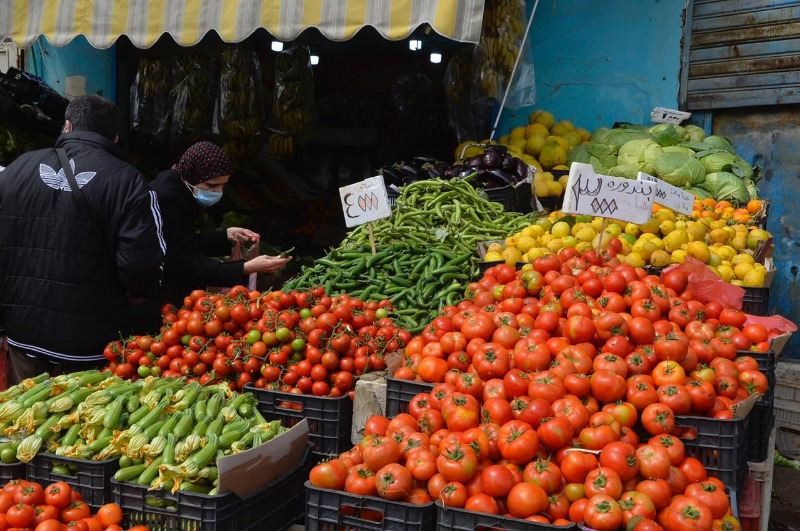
284,179,537,332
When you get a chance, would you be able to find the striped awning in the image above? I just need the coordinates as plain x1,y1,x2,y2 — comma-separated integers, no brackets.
0,0,485,49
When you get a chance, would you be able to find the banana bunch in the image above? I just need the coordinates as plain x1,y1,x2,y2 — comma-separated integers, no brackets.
169,53,214,140
474,0,526,99
217,45,263,148
267,133,294,162
221,117,260,139
274,46,315,142
223,136,265,165
444,49,472,104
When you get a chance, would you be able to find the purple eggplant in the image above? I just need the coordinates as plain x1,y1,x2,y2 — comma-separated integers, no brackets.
485,168,516,186
482,149,501,169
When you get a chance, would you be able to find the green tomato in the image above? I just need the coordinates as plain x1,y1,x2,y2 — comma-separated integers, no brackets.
0,448,16,464
181,334,192,346
275,327,292,343
137,365,151,378
291,338,306,351
375,308,389,320
245,329,262,345
299,308,313,319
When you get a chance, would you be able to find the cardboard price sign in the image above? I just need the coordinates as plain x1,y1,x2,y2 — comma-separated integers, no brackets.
651,107,692,124
637,172,695,216
339,176,392,228
562,163,655,225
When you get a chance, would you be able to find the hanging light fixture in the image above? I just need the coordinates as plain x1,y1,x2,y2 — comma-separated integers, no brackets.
429,52,442,64
271,41,284,52
310,55,320,65
409,39,422,51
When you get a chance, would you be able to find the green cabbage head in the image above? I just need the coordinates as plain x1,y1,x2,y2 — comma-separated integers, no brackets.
697,171,750,204
653,152,706,187
617,139,663,175
684,125,707,142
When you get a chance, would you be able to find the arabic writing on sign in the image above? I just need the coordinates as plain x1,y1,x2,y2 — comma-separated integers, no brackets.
637,172,694,215
563,163,655,225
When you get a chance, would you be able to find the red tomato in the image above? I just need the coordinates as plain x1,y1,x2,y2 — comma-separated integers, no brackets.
636,444,672,480
584,494,623,531
374,463,413,500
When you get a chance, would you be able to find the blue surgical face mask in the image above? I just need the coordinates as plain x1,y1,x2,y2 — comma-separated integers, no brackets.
185,181,223,207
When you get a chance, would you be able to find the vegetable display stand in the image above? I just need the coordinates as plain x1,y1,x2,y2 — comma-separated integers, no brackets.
0,462,25,482
742,287,770,316
484,180,533,213
305,482,436,531
673,413,751,493
246,385,353,457
436,502,579,530
26,453,119,508
385,377,434,417
113,441,313,531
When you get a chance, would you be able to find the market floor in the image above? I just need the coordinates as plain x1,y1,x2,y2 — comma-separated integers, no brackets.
770,466,800,530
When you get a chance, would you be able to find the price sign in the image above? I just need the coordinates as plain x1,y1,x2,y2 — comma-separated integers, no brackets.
637,172,695,216
651,107,692,125
339,176,392,228
562,163,655,225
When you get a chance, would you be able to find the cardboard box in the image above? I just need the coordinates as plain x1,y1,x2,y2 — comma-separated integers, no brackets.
771,333,792,356
217,419,309,498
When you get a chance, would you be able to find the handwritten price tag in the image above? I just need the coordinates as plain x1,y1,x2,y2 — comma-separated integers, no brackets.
339,176,392,228
562,163,655,225
637,172,695,215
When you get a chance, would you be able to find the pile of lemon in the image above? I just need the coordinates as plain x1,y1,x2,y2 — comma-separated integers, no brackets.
482,208,773,287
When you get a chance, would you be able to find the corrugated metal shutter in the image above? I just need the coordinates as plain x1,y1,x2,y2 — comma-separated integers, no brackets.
682,0,800,110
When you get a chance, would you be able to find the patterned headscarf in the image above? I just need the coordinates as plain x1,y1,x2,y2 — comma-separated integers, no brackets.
173,141,233,185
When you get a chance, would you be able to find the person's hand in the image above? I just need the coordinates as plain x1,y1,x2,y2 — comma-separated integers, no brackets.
227,227,260,244
243,255,292,275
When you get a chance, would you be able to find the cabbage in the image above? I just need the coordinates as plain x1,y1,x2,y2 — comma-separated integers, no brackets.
703,135,736,153
567,143,618,174
649,124,690,147
592,128,653,149
567,144,592,164
663,146,696,157
654,152,706,187
605,164,641,179
591,127,610,143
689,186,712,199
698,171,750,204
684,125,707,142
617,139,663,174
698,151,753,179
746,178,760,200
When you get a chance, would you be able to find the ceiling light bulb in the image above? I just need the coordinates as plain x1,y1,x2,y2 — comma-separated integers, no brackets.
271,41,284,52
429,52,442,64
310,55,319,65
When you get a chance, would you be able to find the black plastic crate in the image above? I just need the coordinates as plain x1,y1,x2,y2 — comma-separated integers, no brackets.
113,442,313,531
485,181,532,213
746,403,775,462
742,287,770,316
0,462,26,482
674,413,750,493
305,483,436,531
436,501,579,530
536,194,564,213
385,377,435,417
26,453,119,508
387,188,400,208
245,385,353,456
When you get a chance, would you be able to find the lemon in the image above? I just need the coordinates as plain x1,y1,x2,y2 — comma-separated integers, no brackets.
526,247,547,261
717,264,734,282
650,249,671,268
707,252,722,267
551,221,571,239
558,174,570,191
562,235,578,248
487,242,503,254
639,218,660,234
547,181,563,196
686,222,708,242
529,225,546,237
625,252,646,267
709,228,730,245
686,241,711,263
654,209,675,222
525,135,547,157
624,223,641,238
547,238,564,253
510,127,526,140
715,245,737,262
525,123,550,138
731,253,755,266
502,247,523,265
498,135,510,146
510,138,528,152
550,120,575,136
733,262,753,280
538,144,568,169
575,226,597,243
484,251,503,262
533,111,555,130
563,131,583,147
576,241,593,253
517,235,536,253
659,220,677,235
742,268,766,287
638,241,660,261
671,249,688,263
576,127,592,141
533,181,550,197
545,135,570,152
731,234,748,251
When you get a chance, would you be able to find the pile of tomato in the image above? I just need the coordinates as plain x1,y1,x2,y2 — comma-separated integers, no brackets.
0,479,147,531
310,247,773,530
104,286,409,395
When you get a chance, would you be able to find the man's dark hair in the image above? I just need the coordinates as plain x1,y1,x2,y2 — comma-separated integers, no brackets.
64,95,120,141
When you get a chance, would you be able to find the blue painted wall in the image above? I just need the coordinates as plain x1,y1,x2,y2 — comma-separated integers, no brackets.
497,0,685,135
25,35,115,102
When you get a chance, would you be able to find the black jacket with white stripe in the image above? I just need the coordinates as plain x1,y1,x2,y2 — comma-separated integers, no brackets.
0,131,165,362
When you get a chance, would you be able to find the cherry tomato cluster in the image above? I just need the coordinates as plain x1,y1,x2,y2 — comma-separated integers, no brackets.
0,479,147,531
311,406,739,530
104,286,410,396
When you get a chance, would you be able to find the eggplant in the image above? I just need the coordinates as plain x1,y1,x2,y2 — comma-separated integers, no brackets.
399,163,419,179
515,158,530,181
468,156,483,168
413,156,438,165
402,174,425,186
443,165,461,179
420,163,441,180
500,152,515,173
485,168,516,187
482,149,501,169
485,144,508,154
380,167,404,187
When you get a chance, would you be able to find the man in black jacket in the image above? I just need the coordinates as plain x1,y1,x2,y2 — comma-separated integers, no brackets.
0,95,166,383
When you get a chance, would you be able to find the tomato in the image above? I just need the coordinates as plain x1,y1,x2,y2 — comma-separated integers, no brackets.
506,482,548,518
35,518,65,531
660,495,713,531
309,459,349,489
522,458,563,495
652,360,686,388
620,490,657,525
471,343,510,380
537,415,574,451
584,467,623,499
361,436,402,472
560,451,598,484
599,441,639,481
564,315,596,344
95,503,122,527
665,465,690,496
474,464,514,499
60,500,91,523
649,434,685,466
554,398,590,431
579,424,619,451
417,356,448,383
43,482,71,511
637,478,672,509
656,384,692,415
439,481,468,508
517,398,553,430
636,444,672,480
464,492,499,515
739,369,769,396
528,372,566,404
374,463,413,501
687,380,717,413
436,442,478,483
590,370,627,403
719,308,747,328
641,403,675,436
584,494,623,531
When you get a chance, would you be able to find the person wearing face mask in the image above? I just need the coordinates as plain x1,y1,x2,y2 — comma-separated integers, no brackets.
137,141,291,330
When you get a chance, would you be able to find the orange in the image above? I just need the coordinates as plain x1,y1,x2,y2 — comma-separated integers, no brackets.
702,198,716,208
716,200,733,210
747,199,762,214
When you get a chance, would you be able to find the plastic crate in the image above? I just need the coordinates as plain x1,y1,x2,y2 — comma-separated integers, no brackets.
246,385,353,457
535,195,564,213
674,413,750,493
305,483,436,531
387,188,400,208
436,501,579,530
0,462,26,482
485,181,532,213
775,360,800,430
26,453,119,508
742,287,770,316
385,377,434,417
747,403,775,462
113,441,313,531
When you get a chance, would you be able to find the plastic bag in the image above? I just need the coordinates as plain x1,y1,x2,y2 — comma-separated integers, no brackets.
663,257,745,308
129,58,171,146
268,46,315,162
214,45,265,166
472,0,536,109
168,52,215,149
444,49,492,143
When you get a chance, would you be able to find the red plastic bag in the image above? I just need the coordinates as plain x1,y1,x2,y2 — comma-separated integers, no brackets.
663,257,745,309
207,242,258,293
